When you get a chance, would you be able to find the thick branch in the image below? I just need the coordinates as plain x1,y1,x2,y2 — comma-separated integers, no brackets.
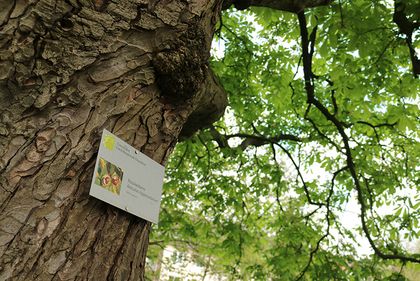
180,68,228,138
223,0,333,13
393,0,420,76
209,126,302,150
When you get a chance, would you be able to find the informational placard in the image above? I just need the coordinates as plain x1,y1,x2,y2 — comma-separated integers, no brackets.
89,129,164,223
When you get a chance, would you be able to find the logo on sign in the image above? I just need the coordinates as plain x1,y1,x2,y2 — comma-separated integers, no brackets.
103,135,115,151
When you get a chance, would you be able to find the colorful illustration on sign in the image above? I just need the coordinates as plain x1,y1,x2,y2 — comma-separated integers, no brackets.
95,157,123,195
103,134,115,151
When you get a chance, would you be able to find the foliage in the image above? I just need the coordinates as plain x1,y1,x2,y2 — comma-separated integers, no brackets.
148,1,420,280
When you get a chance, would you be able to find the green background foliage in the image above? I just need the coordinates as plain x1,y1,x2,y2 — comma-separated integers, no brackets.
147,1,420,279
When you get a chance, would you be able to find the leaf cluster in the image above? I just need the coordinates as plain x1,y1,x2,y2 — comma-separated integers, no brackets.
147,1,420,280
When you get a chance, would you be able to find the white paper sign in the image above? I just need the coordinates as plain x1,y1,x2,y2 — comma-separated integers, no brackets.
89,129,164,223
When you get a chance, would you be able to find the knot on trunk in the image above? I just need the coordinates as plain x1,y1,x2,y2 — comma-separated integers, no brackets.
152,25,208,102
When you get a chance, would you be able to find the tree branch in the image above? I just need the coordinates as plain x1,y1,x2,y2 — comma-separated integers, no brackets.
270,144,285,212
296,167,347,280
223,0,333,13
393,0,420,77
277,143,325,207
180,68,228,138
209,126,302,150
297,9,420,264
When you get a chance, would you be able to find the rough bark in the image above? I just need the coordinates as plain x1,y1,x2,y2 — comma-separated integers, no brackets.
0,0,225,280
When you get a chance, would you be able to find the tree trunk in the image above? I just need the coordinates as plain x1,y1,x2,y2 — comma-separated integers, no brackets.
0,0,226,280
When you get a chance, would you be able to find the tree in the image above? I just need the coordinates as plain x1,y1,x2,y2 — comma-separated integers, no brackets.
0,0,226,279
0,0,419,281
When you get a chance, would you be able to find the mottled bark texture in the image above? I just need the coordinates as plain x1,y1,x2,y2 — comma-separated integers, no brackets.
0,0,226,280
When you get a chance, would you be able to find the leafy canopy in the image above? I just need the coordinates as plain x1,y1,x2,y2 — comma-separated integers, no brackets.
148,1,420,280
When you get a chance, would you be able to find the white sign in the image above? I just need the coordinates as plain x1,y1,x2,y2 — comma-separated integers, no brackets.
89,129,164,223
